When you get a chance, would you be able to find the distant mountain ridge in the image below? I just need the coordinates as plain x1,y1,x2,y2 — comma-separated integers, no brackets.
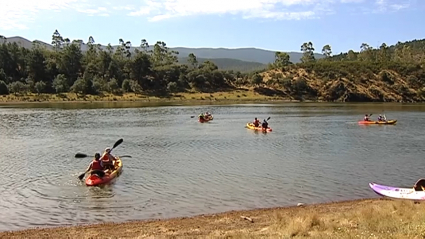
179,56,267,72
0,36,325,65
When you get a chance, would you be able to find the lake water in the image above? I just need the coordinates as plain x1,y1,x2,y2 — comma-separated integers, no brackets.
1,102,425,231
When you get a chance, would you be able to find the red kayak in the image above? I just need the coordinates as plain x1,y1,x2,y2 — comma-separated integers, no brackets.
85,157,123,186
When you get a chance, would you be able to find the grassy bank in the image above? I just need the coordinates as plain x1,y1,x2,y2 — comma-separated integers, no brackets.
0,89,295,104
1,198,424,238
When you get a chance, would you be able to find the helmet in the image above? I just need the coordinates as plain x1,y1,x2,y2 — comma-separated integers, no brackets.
105,147,111,153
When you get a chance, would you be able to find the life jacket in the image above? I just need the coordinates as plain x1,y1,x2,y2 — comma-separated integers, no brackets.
254,120,260,126
100,153,113,165
91,160,103,170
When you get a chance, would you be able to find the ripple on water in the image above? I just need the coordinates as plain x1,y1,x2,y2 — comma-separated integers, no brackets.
1,104,425,231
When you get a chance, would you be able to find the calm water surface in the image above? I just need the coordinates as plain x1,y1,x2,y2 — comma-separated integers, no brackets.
1,102,425,231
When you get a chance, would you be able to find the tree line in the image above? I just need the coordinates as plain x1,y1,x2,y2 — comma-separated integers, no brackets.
265,39,425,90
0,30,424,98
0,30,244,96
269,40,425,67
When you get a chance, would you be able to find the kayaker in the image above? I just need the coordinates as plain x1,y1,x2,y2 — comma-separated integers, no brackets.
86,153,105,177
198,113,204,121
253,118,260,127
262,119,268,129
413,178,425,191
378,114,386,122
364,114,370,121
100,147,117,170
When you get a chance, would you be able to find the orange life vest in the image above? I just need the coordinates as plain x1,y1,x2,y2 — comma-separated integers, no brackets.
100,153,114,165
253,120,260,127
91,160,103,170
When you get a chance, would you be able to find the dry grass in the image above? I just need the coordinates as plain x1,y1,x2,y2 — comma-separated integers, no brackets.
2,198,425,238
0,92,155,103
0,90,288,104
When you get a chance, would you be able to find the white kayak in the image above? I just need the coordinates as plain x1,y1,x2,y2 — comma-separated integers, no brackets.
369,182,425,200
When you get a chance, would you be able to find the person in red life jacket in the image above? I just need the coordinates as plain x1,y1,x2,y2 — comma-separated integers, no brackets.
364,114,370,121
85,153,105,177
253,117,260,127
204,112,212,120
198,113,205,121
100,147,117,170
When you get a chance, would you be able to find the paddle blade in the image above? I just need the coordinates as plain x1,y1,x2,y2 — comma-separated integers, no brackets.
119,155,132,158
78,172,86,180
190,116,195,118
75,153,89,158
267,117,271,121
112,138,123,149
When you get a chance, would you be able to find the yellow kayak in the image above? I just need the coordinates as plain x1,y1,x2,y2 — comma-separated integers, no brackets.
246,122,272,132
358,120,397,125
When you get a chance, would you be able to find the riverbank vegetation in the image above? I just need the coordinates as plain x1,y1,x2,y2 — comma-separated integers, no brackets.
0,90,282,103
0,32,424,103
1,199,424,238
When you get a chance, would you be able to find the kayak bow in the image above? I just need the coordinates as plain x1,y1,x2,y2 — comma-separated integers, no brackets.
369,182,425,200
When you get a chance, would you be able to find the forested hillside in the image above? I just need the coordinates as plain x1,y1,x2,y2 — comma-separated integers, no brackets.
0,31,424,102
258,40,425,102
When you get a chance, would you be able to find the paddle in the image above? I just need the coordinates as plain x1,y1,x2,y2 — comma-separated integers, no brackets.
75,153,132,158
77,138,124,180
191,112,212,118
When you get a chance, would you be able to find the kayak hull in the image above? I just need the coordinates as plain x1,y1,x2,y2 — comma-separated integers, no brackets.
246,123,272,132
369,182,425,200
85,157,123,186
358,120,397,125
199,115,213,123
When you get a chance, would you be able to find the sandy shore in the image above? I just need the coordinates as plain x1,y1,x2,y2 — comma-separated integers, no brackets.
1,198,424,238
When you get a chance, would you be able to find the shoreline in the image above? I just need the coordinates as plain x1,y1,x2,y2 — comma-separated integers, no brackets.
1,197,424,238
0,91,295,104
0,91,420,105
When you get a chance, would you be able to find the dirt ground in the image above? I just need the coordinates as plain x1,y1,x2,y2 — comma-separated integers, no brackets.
1,198,415,239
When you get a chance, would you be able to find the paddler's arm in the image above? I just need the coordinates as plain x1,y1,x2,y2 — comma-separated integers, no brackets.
85,162,92,172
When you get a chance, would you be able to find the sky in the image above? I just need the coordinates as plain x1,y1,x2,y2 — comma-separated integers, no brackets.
0,0,424,54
